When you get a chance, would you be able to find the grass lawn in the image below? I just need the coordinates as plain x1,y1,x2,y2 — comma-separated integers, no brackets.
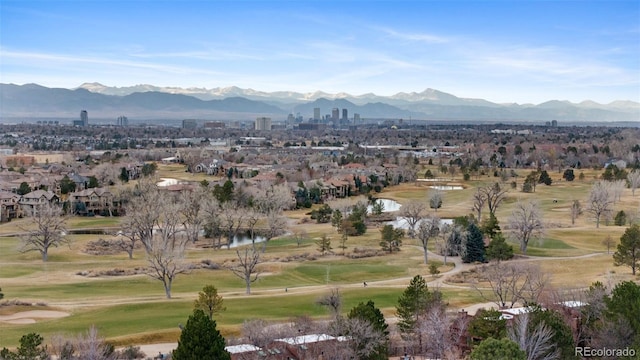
0,284,484,348
1,173,638,348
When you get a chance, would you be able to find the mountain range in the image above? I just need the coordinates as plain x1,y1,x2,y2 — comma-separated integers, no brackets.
1,82,638,123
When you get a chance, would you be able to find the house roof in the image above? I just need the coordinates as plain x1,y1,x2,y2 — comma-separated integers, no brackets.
275,334,335,345
68,173,89,183
0,191,20,200
225,344,262,354
342,163,366,169
21,189,57,200
70,187,112,197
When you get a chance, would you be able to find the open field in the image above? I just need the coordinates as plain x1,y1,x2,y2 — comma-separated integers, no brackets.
1,170,639,348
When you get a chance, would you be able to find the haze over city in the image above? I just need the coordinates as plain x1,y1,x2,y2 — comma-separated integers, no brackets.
1,0,639,105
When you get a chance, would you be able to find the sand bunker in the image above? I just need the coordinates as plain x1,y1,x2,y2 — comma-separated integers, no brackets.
0,310,70,324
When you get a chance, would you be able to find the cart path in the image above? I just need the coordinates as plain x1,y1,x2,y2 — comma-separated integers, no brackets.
43,250,610,311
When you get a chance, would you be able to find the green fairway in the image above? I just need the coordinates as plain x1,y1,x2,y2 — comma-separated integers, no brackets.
0,287,410,347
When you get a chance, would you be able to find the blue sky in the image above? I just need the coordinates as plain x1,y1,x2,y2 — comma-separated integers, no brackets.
1,0,639,104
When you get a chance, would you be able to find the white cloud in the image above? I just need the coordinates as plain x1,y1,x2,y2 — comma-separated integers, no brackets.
0,48,226,76
377,27,449,44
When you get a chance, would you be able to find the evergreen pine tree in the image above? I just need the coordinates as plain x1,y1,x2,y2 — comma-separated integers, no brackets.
463,223,486,263
613,224,640,275
481,213,501,240
538,170,552,185
348,300,389,360
471,338,526,360
173,309,231,360
486,233,514,262
396,275,441,334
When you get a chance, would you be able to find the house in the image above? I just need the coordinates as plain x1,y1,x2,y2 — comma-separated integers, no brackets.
225,344,264,360
67,172,90,191
19,190,59,216
68,187,116,216
194,159,223,175
269,334,346,359
0,190,20,222
325,178,350,198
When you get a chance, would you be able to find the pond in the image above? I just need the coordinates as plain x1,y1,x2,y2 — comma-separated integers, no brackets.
199,229,267,248
230,234,267,248
367,198,402,213
387,217,453,230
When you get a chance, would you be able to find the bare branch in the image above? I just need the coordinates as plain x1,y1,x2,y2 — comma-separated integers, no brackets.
587,181,614,228
229,247,262,294
400,200,426,238
19,202,68,262
508,200,544,254
417,215,440,264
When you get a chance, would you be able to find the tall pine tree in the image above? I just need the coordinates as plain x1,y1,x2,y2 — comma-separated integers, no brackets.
348,300,389,360
463,223,486,263
396,275,441,334
173,309,230,360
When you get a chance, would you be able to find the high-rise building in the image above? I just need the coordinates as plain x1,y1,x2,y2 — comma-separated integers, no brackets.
313,108,321,121
116,115,128,127
255,117,272,131
182,119,197,129
80,110,88,126
73,110,88,126
331,108,339,121
342,109,348,122
354,113,361,123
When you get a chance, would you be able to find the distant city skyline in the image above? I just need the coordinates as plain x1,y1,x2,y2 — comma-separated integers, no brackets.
1,1,639,104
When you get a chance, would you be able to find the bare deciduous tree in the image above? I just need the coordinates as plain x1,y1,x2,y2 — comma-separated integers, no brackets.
241,319,277,348
316,288,342,319
73,325,114,360
508,313,560,360
436,223,464,264
400,200,426,238
417,215,440,264
484,182,508,216
264,208,287,243
202,197,223,248
416,305,451,359
587,181,614,228
341,317,389,360
123,178,162,253
256,183,296,212
220,201,246,249
51,325,116,360
92,162,120,187
244,208,261,245
602,235,615,254
145,233,189,299
229,246,262,294
508,200,544,254
610,179,626,203
472,188,487,220
125,180,189,298
570,200,582,225
293,230,307,247
19,202,68,262
628,169,640,196
179,185,208,243
475,262,549,308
